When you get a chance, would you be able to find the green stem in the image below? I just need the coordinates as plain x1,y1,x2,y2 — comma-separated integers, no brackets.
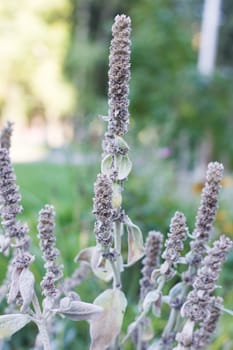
110,260,121,289
114,221,123,286
114,221,122,252
37,321,52,350
136,322,143,350
32,293,42,315
162,307,177,339
111,335,121,350
120,308,149,346
109,220,122,289
32,294,51,350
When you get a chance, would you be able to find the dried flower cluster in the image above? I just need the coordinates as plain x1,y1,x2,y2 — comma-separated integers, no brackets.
0,121,13,150
176,235,232,348
162,212,187,264
108,14,131,136
38,205,63,304
182,236,232,323
192,296,223,350
140,231,163,300
0,147,34,310
0,149,26,242
93,173,114,246
191,162,224,259
103,14,131,156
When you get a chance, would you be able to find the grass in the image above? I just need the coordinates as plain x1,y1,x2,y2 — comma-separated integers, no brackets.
13,162,99,275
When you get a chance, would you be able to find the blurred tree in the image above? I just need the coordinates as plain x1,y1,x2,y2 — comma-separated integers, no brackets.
218,0,233,66
129,0,233,168
65,0,233,167
0,0,75,128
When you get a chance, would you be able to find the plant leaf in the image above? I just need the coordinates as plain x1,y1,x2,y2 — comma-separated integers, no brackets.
75,246,112,282
7,267,21,304
115,136,130,152
101,154,113,176
19,268,35,312
115,155,132,180
57,299,103,321
124,216,144,266
91,247,113,281
0,314,31,339
89,289,127,350
74,246,94,264
142,291,161,312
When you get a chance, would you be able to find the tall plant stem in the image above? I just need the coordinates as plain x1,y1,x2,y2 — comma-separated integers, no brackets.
120,308,149,346
110,259,121,289
162,307,177,339
136,323,142,350
115,221,123,285
162,283,189,344
32,294,52,350
109,221,122,289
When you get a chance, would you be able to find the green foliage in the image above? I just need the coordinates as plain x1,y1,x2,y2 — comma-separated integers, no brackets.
13,162,97,276
0,0,74,124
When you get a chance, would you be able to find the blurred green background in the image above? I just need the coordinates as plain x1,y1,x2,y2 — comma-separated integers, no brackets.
0,0,233,349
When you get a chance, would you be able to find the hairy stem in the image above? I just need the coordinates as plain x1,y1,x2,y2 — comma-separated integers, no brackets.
36,322,52,350
114,221,123,288
110,259,121,289
32,294,51,350
121,308,149,346
162,307,177,339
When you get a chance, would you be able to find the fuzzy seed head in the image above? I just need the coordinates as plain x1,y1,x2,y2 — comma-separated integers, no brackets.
140,231,163,300
192,296,222,349
191,162,224,257
0,149,28,244
38,205,63,299
93,174,113,246
108,14,131,136
162,211,187,264
0,121,13,150
182,235,232,323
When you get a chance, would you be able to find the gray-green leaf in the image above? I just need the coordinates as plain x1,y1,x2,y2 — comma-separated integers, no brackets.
115,155,132,180
19,268,35,312
124,216,144,266
101,154,113,176
0,314,31,339
89,289,127,350
56,298,103,321
75,246,113,282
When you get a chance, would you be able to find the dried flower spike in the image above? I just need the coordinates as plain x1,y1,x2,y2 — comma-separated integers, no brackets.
192,296,223,350
108,14,131,136
178,235,232,348
140,231,163,300
37,205,63,304
162,211,187,264
93,173,113,246
191,162,224,257
0,148,30,249
182,235,232,322
160,212,187,279
0,121,13,150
